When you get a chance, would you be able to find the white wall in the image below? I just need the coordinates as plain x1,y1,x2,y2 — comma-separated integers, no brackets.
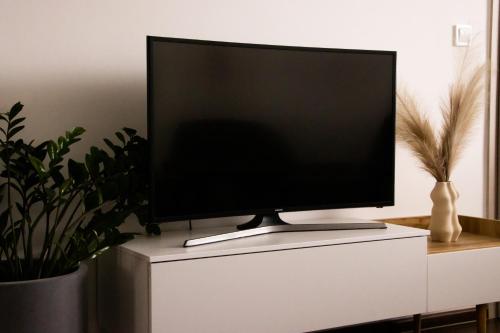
0,0,488,223
0,1,490,332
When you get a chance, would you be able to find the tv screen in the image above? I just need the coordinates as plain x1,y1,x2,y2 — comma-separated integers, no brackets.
148,36,395,223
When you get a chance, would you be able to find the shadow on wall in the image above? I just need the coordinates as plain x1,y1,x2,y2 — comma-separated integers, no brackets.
1,74,147,158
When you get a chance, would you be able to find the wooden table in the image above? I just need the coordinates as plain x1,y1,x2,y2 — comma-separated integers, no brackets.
382,215,500,333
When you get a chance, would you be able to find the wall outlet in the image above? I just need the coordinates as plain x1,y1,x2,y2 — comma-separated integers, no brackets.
454,24,472,47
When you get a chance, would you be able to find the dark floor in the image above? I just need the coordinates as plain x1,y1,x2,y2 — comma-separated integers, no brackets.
424,319,500,333
325,319,500,333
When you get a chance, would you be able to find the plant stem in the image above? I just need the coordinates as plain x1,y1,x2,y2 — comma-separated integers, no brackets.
45,192,81,272
19,195,28,275
6,153,21,279
37,183,53,278
58,197,83,247
43,193,63,271
62,201,113,256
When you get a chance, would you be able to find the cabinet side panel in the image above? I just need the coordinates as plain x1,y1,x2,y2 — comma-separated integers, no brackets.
97,248,150,333
151,237,427,333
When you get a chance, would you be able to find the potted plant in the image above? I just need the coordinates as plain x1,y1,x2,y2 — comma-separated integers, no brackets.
0,102,154,333
396,59,485,242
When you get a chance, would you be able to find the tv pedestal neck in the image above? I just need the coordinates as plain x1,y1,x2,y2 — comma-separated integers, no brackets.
183,213,387,247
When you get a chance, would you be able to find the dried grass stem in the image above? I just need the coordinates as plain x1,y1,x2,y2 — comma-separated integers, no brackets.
397,62,485,182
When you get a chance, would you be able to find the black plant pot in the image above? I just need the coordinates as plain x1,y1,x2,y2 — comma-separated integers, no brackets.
0,263,88,333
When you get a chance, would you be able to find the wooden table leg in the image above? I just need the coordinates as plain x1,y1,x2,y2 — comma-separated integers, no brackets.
413,314,422,333
476,304,488,333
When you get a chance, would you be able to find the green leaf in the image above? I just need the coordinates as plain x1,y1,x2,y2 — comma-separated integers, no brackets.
123,127,137,137
43,188,56,204
57,136,66,149
87,230,99,253
47,141,57,160
85,152,99,177
71,127,85,137
59,147,69,155
15,202,24,215
60,179,72,194
103,138,121,155
6,180,23,197
0,210,8,233
100,181,119,201
50,169,64,186
9,117,26,128
32,141,49,160
65,127,85,144
28,155,46,175
90,146,101,156
117,173,130,193
68,159,88,185
84,190,103,212
115,132,125,144
0,116,145,275
69,137,81,145
8,125,25,139
8,102,23,120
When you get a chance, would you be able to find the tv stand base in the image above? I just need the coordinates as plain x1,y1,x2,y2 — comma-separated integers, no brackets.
236,213,289,230
183,214,387,247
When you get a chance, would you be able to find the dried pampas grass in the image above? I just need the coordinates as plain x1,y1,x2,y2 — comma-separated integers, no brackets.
397,59,486,182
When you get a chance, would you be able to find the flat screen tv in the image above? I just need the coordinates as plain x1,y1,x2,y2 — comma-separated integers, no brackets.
147,36,396,245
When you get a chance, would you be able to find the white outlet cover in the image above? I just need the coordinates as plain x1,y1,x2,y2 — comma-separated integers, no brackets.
454,24,472,47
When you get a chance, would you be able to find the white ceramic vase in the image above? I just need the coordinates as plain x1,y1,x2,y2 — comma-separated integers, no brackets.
429,181,461,242
447,182,462,242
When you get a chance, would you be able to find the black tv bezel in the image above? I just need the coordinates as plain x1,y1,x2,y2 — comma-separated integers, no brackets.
147,35,396,223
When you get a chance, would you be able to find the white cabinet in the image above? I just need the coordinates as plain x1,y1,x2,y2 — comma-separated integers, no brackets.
428,247,500,312
98,222,429,333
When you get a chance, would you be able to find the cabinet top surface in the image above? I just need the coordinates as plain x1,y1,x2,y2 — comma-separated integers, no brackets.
120,218,429,263
381,215,500,254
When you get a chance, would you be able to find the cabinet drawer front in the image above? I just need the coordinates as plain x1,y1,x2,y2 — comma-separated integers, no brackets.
151,237,427,333
428,247,500,312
